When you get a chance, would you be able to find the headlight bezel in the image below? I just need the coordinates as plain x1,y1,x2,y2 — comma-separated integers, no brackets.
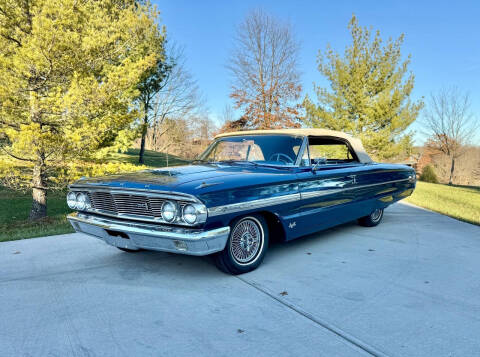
67,191,77,209
67,191,90,211
75,192,90,211
161,200,177,222
182,204,198,224
182,203,207,225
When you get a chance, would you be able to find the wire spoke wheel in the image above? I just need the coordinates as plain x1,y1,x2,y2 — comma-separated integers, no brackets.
370,209,383,222
230,218,263,265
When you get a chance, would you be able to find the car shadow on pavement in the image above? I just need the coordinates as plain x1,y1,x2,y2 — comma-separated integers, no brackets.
87,203,441,279
89,220,360,280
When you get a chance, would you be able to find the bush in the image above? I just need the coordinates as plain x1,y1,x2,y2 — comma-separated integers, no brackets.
420,165,439,183
0,154,146,191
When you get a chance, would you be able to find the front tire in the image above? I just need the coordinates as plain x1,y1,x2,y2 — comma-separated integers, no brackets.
358,208,384,227
214,214,269,275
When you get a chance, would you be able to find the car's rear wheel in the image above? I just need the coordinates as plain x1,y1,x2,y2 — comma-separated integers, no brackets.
358,208,384,227
214,214,269,275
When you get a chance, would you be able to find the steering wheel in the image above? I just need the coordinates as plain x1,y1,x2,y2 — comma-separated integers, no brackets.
268,153,294,165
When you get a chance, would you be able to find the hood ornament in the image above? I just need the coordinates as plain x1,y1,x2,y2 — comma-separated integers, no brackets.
196,182,224,189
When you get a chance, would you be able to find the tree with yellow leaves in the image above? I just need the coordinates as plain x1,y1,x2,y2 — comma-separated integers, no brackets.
0,0,165,219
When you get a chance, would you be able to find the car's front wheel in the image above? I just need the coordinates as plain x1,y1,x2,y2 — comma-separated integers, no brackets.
214,214,269,275
358,208,384,227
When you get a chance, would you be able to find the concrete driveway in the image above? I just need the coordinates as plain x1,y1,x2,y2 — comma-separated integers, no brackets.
1,202,479,357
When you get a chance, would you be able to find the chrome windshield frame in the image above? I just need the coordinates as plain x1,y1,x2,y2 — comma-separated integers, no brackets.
197,134,308,168
294,136,309,167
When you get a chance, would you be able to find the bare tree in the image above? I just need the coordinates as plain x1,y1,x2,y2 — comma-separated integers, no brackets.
145,112,217,162
142,42,203,156
473,160,480,182
220,104,236,124
193,113,217,142
228,9,302,129
136,55,171,164
424,87,478,185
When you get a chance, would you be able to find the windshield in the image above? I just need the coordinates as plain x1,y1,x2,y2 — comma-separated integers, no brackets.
199,135,304,166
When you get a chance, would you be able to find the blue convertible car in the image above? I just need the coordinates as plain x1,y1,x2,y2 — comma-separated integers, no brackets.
67,129,416,274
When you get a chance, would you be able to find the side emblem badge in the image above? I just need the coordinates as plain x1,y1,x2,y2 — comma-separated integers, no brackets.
289,222,296,229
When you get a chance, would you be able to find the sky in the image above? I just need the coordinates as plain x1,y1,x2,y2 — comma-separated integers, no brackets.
153,0,480,144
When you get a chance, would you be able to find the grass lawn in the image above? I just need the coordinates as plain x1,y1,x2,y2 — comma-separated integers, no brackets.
406,182,480,226
1,149,187,242
0,187,75,242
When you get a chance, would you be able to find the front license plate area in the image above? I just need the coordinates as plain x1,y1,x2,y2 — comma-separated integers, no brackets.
105,229,130,239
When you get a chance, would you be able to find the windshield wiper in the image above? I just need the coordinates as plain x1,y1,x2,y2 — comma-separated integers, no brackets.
219,160,259,167
190,159,215,164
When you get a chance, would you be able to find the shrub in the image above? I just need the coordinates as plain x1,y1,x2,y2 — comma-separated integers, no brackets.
0,155,146,192
420,165,439,183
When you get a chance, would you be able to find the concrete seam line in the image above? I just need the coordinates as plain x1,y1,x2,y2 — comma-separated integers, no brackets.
236,276,390,357
0,263,121,284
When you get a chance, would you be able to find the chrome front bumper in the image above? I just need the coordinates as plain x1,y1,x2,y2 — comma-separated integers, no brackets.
68,213,230,256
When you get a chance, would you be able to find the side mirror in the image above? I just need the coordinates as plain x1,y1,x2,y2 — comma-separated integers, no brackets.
312,158,326,171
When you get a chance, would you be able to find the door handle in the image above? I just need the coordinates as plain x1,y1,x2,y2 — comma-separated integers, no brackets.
347,175,357,185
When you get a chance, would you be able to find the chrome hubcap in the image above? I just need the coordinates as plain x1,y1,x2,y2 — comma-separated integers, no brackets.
371,209,382,222
230,219,262,264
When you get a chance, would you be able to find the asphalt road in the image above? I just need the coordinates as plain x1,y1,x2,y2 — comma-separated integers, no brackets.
1,202,479,357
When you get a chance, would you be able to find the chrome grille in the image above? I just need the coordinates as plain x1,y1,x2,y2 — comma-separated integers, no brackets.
88,191,116,212
86,191,188,220
112,194,152,216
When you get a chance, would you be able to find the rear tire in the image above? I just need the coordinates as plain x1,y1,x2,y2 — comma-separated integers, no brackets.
214,214,269,275
358,208,384,227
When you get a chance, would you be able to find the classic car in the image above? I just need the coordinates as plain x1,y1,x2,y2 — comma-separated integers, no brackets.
67,129,416,274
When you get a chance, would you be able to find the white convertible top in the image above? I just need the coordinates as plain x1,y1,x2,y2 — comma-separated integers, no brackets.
215,128,373,164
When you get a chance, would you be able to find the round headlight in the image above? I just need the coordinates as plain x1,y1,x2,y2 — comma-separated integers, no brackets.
76,192,87,211
161,201,177,222
182,204,197,224
67,192,77,209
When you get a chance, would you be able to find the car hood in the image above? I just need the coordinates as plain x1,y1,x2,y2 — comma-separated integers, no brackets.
71,164,297,195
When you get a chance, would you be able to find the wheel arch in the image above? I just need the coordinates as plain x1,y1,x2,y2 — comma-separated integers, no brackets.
227,210,286,243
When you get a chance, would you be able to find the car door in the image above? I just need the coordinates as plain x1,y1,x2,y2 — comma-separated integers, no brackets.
285,136,366,239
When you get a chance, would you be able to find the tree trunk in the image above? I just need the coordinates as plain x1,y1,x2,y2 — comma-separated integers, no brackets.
448,157,455,185
29,161,47,220
139,113,148,164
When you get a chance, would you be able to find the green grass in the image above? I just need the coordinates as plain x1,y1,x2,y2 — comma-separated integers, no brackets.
406,182,480,225
1,149,187,242
0,187,74,242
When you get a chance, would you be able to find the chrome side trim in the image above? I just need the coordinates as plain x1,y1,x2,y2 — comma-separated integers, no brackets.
207,178,411,215
73,177,411,220
300,178,410,199
300,189,340,199
69,185,201,203
208,193,301,217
